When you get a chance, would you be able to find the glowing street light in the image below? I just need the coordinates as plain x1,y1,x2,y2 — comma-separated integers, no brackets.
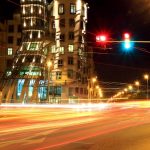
128,85,133,90
92,77,97,83
47,60,52,68
99,88,103,98
135,81,140,92
124,88,128,92
96,85,99,89
144,74,149,99
90,77,97,101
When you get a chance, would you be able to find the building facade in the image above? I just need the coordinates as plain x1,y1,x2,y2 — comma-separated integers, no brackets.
0,14,21,78
48,0,90,102
0,0,96,103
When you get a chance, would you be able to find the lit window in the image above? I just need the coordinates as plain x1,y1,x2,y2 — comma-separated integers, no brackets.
58,4,64,14
59,46,64,54
68,45,74,52
6,71,12,76
8,48,13,55
29,43,37,50
70,4,76,14
51,45,56,53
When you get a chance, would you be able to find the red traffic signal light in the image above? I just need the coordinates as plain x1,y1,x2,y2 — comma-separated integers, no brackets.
96,35,107,42
123,33,130,39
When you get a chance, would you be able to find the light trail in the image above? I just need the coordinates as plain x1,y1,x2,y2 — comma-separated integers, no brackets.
1,101,150,150
0,103,109,110
36,119,150,150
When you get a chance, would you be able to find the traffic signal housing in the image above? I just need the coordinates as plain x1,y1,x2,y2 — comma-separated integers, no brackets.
96,34,107,43
123,33,132,50
96,34,108,49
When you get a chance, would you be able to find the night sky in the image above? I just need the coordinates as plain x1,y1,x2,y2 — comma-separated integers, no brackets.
1,0,150,94
86,0,150,87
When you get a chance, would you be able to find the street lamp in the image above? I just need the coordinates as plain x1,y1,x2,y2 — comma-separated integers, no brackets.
128,85,133,91
124,88,128,92
135,81,140,92
99,88,103,98
92,77,97,83
91,77,97,101
47,60,52,103
144,74,149,99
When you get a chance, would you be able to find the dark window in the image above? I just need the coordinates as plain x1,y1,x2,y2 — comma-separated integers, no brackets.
80,21,83,29
17,38,21,46
50,86,62,96
68,87,73,96
60,34,65,42
52,21,55,29
79,35,82,42
8,36,13,44
7,59,13,68
56,72,62,80
80,88,83,94
59,19,65,27
8,25,14,32
69,19,75,27
55,86,62,96
82,77,84,84
58,4,64,14
18,25,22,32
51,33,55,39
70,4,76,14
69,32,74,40
75,87,79,93
78,60,80,69
68,69,74,79
58,59,63,67
68,57,74,65
84,89,88,94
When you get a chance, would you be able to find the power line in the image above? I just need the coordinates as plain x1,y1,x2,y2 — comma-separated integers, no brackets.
7,0,19,6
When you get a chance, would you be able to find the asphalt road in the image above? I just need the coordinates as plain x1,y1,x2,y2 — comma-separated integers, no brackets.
0,101,150,150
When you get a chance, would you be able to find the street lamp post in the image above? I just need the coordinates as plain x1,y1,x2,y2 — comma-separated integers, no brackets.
144,74,149,100
91,77,97,102
47,60,52,103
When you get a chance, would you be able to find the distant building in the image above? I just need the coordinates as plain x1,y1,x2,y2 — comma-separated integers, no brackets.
0,13,21,78
0,0,97,103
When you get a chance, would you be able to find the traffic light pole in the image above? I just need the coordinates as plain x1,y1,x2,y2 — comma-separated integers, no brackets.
96,40,150,43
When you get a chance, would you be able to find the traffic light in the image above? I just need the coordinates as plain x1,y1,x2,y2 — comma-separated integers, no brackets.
123,33,131,49
96,34,107,43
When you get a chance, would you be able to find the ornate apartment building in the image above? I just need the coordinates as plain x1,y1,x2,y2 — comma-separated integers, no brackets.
0,0,97,103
